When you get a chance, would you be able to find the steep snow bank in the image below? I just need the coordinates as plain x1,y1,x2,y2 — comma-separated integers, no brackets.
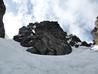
0,38,98,74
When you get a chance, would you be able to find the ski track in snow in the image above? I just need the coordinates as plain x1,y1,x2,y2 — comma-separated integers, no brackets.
0,38,98,74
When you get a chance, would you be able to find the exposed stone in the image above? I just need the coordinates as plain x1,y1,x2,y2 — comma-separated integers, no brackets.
91,16,98,45
0,0,6,38
81,41,92,47
13,21,72,55
66,34,91,47
14,21,92,55
66,34,81,46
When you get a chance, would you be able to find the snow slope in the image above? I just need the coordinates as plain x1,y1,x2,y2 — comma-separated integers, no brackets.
0,38,98,74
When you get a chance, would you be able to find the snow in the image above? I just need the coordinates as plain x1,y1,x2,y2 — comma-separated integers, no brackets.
0,38,98,74
91,45,98,52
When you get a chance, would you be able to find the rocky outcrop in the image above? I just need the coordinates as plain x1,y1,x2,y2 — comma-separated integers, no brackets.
0,0,6,38
13,21,92,55
13,21,72,55
91,16,98,45
65,34,92,48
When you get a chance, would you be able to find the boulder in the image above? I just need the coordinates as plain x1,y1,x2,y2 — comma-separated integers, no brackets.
13,21,72,55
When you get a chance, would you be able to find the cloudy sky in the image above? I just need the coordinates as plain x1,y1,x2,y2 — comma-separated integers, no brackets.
3,0,98,41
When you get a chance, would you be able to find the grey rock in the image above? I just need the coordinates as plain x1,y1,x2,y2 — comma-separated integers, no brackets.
0,0,6,38
14,21,72,55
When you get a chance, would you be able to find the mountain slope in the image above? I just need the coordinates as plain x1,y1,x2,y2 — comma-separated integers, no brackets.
0,38,98,74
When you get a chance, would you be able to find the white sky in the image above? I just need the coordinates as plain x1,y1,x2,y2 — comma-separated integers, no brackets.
3,0,98,41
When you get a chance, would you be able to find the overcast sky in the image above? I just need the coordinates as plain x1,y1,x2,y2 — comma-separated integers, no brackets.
3,0,98,41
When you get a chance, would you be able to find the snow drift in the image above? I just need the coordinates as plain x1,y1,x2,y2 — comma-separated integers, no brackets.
0,38,98,74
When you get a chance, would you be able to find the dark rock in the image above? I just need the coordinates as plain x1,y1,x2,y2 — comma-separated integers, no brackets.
81,41,92,47
13,20,92,55
75,44,79,48
13,35,23,42
0,0,6,38
66,34,92,48
66,34,81,47
13,21,72,55
26,47,41,54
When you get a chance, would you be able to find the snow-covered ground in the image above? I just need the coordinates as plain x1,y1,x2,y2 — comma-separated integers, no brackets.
0,38,98,74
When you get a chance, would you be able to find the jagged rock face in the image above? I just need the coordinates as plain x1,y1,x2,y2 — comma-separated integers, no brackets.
65,34,92,48
0,0,6,38
66,34,81,47
91,16,98,45
13,21,72,55
91,27,98,45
